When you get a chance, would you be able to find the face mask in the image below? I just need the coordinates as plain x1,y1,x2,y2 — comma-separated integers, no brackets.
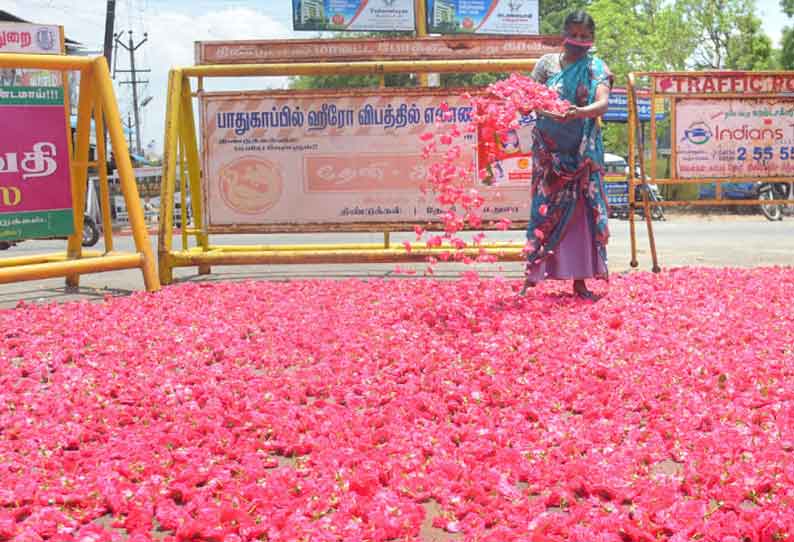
563,36,592,57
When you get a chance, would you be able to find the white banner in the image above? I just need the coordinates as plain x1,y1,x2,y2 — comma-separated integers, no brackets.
292,0,415,32
427,0,539,35
676,99,794,178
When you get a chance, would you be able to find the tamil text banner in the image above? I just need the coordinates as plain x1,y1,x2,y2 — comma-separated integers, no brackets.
675,98,794,178
0,87,73,241
200,89,532,226
0,23,60,55
194,35,561,65
291,0,415,32
427,0,539,35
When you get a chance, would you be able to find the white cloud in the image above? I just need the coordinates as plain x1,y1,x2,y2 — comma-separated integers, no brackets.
136,7,296,151
3,1,298,152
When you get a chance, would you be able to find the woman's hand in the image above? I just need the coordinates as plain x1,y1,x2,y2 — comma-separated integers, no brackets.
564,105,583,120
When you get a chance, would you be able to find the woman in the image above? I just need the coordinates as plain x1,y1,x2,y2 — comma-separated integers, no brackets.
519,10,612,301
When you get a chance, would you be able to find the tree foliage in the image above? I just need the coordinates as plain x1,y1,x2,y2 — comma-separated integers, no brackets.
684,0,775,70
780,0,794,69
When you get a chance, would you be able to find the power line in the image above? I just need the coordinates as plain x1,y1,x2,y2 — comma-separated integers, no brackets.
115,30,150,155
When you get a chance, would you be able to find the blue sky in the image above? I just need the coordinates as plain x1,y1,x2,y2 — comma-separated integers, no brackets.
4,0,791,151
757,0,787,44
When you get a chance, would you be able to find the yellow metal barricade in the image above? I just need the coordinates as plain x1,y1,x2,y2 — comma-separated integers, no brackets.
158,54,547,284
0,53,159,292
627,70,794,272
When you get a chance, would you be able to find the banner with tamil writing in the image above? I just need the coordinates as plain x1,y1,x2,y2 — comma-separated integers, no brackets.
0,87,73,241
195,35,561,65
200,89,532,226
675,98,794,178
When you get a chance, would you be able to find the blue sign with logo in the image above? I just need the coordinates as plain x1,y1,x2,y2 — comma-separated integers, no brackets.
605,180,629,207
603,90,665,123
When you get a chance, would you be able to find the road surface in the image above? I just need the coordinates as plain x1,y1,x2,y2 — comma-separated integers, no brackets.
1,213,792,308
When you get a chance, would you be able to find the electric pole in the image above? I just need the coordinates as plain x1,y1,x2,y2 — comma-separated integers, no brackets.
115,30,150,156
102,0,116,68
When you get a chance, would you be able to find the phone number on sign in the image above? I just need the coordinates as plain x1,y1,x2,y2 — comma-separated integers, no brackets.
737,146,794,161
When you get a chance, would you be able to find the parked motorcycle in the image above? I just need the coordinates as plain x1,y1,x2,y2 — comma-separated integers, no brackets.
635,182,665,221
82,215,100,247
758,181,793,221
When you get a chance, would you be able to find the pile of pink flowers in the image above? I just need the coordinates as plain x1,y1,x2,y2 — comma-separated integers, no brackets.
1,267,793,541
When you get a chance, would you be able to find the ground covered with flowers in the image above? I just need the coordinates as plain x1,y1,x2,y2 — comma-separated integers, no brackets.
1,267,793,542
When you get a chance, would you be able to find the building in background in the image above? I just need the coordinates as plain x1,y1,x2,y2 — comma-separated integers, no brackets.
298,0,324,25
433,0,455,27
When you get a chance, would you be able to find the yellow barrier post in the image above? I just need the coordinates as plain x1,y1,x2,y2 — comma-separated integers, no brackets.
158,69,183,285
93,102,114,252
627,75,639,268
178,75,211,275
65,64,94,287
415,0,430,87
92,56,159,291
628,76,660,273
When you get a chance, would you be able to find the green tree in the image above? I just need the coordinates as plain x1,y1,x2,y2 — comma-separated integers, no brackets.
779,0,794,68
684,0,775,69
539,0,591,34
782,27,794,69
290,72,415,89
724,12,776,69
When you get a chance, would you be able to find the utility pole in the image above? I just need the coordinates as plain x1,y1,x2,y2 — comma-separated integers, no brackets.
102,0,116,68
115,30,150,156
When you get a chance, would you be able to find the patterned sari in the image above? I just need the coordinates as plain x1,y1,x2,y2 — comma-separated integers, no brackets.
525,54,611,280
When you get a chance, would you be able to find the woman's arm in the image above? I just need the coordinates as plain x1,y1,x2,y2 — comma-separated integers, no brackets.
565,83,610,120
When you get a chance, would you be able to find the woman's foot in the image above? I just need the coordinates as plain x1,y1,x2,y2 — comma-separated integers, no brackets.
573,279,599,301
518,277,536,297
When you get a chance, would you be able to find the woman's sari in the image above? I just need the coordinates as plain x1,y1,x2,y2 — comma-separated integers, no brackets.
525,54,611,280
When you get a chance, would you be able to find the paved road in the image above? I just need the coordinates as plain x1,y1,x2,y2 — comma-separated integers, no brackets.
1,213,792,308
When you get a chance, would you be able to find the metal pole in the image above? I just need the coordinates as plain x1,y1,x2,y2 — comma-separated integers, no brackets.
415,0,429,87
102,0,116,68
115,31,149,156
128,32,142,155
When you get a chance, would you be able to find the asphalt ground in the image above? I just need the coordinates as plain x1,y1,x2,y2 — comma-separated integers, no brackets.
1,212,793,309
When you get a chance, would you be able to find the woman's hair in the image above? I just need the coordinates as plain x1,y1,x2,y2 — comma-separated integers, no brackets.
563,10,596,34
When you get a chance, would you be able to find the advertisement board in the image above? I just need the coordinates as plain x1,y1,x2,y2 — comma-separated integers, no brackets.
291,0,415,32
427,0,539,35
675,98,794,178
200,88,533,226
0,87,73,241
